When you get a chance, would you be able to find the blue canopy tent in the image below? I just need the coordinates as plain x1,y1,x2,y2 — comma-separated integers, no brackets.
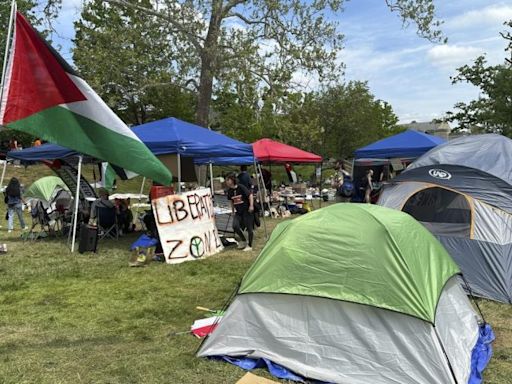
132,117,253,160
9,118,254,164
8,117,256,192
7,143,78,161
354,129,445,159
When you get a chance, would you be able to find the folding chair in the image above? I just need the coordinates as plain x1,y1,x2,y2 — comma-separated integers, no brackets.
96,206,119,240
26,200,55,241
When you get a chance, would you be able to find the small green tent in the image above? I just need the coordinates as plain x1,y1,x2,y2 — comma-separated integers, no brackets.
198,204,492,384
24,176,68,202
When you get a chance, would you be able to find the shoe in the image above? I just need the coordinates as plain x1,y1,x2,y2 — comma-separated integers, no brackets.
23,226,28,231
237,241,247,250
8,230,12,233
243,246,253,252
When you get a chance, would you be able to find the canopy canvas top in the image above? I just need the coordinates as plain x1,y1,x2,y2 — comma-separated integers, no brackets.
354,130,445,159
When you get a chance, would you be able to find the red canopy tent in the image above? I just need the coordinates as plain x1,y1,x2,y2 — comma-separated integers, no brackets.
253,139,322,163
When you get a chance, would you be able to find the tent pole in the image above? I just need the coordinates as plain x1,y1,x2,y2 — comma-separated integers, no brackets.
70,155,83,253
135,176,146,218
319,162,323,209
258,163,269,207
177,153,181,193
0,0,16,106
253,158,268,240
0,159,7,188
209,162,215,196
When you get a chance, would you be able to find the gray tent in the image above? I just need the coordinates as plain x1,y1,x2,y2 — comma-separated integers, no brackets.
379,134,512,303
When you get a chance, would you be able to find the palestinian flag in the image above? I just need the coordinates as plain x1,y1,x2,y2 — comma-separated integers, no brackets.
0,12,172,185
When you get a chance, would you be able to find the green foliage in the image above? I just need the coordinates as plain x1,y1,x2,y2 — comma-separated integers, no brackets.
447,21,512,136
214,81,400,159
384,0,446,43
73,0,196,125
0,0,61,70
314,82,401,158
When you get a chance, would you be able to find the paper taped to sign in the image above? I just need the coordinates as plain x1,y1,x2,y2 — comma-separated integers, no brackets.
152,188,223,264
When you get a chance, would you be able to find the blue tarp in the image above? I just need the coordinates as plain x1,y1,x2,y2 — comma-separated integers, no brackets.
354,130,445,159
469,323,495,384
132,117,253,160
130,234,159,251
7,118,254,166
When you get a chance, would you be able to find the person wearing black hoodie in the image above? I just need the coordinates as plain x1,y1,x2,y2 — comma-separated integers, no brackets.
5,177,27,233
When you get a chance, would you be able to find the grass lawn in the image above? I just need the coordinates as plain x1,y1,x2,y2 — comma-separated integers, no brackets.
0,164,511,383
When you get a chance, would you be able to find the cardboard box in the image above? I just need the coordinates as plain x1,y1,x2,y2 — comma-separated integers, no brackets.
235,372,279,384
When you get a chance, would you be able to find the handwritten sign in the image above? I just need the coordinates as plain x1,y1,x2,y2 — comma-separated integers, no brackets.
152,188,223,264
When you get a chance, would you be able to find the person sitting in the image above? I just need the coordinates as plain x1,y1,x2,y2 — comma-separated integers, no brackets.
89,188,116,225
115,198,134,233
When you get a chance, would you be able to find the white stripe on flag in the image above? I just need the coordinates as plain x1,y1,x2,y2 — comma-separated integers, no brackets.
62,75,142,143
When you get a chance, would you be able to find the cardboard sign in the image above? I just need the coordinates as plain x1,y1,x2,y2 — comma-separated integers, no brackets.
152,188,223,264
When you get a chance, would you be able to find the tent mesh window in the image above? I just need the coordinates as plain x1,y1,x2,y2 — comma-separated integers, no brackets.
403,187,471,237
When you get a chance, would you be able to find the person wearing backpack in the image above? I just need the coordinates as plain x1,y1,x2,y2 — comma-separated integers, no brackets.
4,177,28,233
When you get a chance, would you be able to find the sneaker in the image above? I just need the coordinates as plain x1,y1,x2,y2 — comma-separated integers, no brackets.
237,241,247,250
243,246,253,252
23,226,28,231
8,230,12,233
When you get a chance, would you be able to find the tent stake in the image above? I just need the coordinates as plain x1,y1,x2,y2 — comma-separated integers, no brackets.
70,155,83,253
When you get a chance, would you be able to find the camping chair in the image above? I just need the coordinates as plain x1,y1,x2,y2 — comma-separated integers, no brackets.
96,206,119,240
52,191,72,234
26,200,56,241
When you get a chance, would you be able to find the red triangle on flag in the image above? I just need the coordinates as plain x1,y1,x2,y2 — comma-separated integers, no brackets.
1,12,86,125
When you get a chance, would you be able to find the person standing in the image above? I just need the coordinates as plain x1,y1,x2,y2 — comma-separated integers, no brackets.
5,177,27,233
226,174,254,251
363,169,374,204
237,165,251,189
8,138,19,151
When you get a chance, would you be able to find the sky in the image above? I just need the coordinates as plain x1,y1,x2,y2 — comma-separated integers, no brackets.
46,0,512,124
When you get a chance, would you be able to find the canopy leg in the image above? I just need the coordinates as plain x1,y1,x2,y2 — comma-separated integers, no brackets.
254,158,268,240
70,156,83,253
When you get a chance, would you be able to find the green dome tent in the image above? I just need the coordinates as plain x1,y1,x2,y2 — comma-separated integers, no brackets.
24,176,69,202
198,204,493,384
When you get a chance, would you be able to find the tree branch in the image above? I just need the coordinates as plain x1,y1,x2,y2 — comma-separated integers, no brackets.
103,0,204,52
222,0,246,16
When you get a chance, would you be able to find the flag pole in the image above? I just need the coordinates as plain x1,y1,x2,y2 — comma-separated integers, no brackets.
0,0,16,105
71,155,83,253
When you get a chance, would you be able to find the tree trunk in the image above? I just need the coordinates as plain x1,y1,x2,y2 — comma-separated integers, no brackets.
195,0,223,127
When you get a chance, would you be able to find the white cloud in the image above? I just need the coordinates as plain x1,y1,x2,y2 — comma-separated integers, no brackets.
448,4,512,29
427,44,484,69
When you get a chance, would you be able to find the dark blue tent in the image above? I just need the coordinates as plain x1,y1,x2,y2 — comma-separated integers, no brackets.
132,117,253,160
8,117,254,165
354,130,445,159
7,143,78,161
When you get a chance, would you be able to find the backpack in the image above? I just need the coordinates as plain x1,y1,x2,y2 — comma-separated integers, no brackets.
338,180,354,197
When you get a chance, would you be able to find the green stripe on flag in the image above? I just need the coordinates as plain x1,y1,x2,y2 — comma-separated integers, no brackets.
8,106,172,185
